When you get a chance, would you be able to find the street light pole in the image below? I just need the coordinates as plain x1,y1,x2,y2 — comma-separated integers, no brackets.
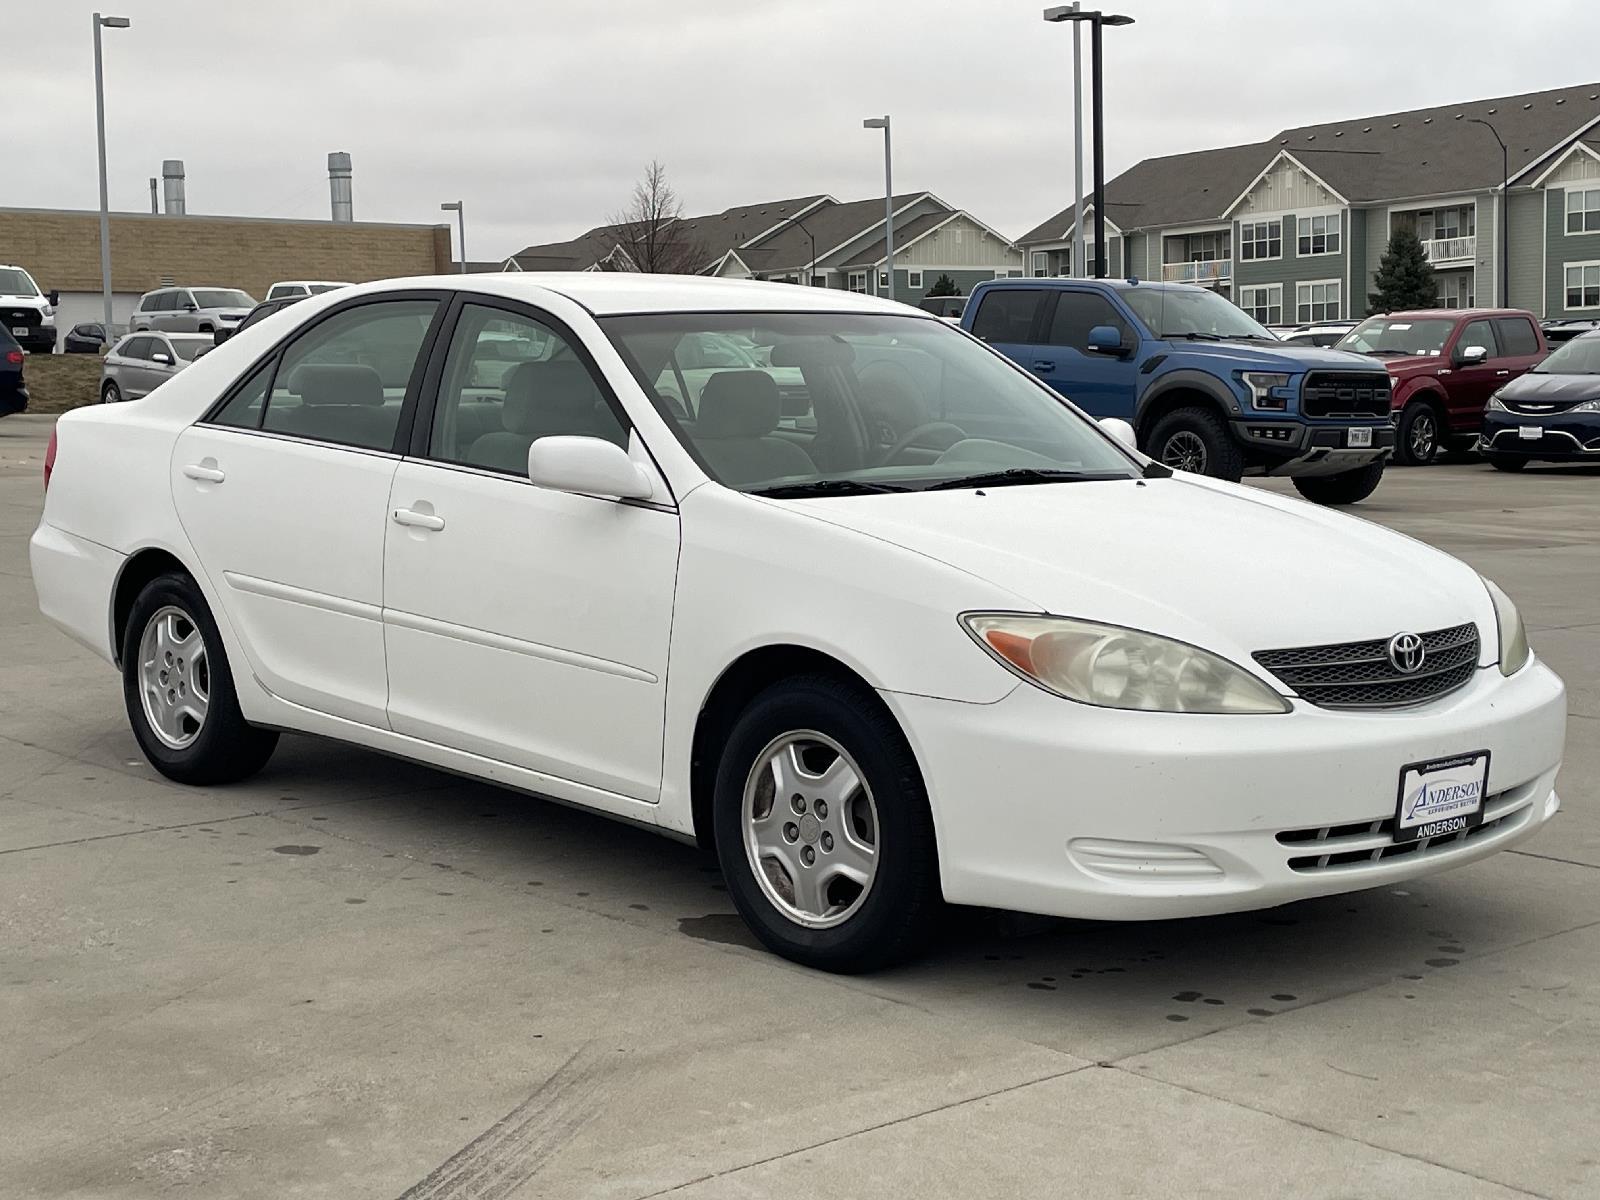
1071,9,1084,276
1469,118,1509,307
863,116,894,300
92,13,130,333
440,201,466,273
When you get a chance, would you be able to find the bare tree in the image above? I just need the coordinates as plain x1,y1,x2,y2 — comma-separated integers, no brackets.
607,161,707,274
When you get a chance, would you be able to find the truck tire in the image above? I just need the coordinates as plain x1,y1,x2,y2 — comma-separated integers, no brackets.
1291,461,1386,506
1147,406,1243,482
1395,400,1442,465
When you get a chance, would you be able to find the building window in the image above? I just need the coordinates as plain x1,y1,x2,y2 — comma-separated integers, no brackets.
1296,214,1341,256
1567,188,1600,235
847,272,867,294
1031,251,1049,277
810,274,827,287
1566,262,1600,309
879,272,889,289
1240,284,1282,326
1239,220,1282,261
907,270,924,289
1296,280,1341,322
1436,272,1474,309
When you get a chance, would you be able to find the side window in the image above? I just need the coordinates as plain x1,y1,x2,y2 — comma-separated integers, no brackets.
261,298,438,450
1044,291,1129,351
1495,317,1539,357
209,361,273,429
150,337,173,362
1459,319,1499,359
969,289,1045,344
427,303,626,475
123,336,153,360
138,294,157,312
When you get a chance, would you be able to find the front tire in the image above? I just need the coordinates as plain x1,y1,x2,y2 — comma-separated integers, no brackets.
121,572,278,785
1146,406,1244,482
1395,401,1442,465
713,674,941,972
1291,461,1386,506
101,380,121,404
1487,453,1528,473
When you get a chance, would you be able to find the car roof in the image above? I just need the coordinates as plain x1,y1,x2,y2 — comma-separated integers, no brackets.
333,272,922,317
1372,307,1533,320
975,276,1205,295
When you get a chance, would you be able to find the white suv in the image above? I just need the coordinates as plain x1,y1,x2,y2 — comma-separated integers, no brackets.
130,286,256,335
0,264,58,353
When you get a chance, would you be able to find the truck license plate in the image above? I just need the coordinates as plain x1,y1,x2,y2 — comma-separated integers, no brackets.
1519,426,1541,440
1347,427,1373,448
9,326,26,337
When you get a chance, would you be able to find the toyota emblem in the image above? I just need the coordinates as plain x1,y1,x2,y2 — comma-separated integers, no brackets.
1387,632,1426,674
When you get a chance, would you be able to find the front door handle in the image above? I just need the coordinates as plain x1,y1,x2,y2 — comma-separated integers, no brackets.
1032,360,1056,371
182,463,225,483
393,508,445,532
1495,370,1510,376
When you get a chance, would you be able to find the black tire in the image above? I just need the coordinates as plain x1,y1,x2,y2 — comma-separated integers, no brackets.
712,674,941,972
121,572,278,785
1395,401,1442,465
1291,461,1386,505
101,380,121,404
1146,406,1244,482
1487,453,1528,473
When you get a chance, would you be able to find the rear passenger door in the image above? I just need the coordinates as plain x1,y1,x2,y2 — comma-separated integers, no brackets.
1494,315,1545,389
1032,289,1140,418
967,287,1048,383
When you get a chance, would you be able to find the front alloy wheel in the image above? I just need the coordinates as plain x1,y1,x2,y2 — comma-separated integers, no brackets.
1161,430,1208,474
1397,402,1441,465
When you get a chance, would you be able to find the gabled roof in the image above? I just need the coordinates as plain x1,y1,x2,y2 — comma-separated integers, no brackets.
744,193,936,270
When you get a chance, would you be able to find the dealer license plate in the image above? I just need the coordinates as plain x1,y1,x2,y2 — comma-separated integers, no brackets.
1347,427,1373,448
9,326,26,337
1395,751,1490,843
1519,426,1542,440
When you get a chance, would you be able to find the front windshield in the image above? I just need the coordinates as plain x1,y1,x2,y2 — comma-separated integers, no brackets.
1119,287,1273,340
1337,317,1454,356
169,338,209,361
0,268,40,296
1532,334,1600,374
192,289,255,309
309,283,346,294
601,312,1140,493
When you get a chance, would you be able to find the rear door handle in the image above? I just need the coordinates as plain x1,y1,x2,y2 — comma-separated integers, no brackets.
182,463,225,483
393,508,445,532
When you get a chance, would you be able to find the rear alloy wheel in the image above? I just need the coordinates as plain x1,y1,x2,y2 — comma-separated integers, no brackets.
101,380,121,404
122,572,278,785
1395,401,1442,465
1147,406,1244,482
1291,461,1386,506
1486,453,1528,473
713,674,941,972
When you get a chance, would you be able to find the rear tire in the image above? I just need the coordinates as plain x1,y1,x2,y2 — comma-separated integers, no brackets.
1147,406,1244,482
1395,401,1442,465
712,674,941,972
1487,453,1528,473
1291,461,1386,506
101,381,121,404
121,572,278,785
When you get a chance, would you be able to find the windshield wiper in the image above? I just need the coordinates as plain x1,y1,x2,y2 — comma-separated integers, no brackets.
925,467,1129,491
749,479,911,498
1159,331,1226,341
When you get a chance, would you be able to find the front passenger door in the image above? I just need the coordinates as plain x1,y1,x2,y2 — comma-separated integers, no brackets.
1450,318,1502,434
1033,289,1139,418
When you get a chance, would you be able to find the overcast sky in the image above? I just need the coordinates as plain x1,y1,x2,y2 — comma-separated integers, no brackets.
9,0,1595,261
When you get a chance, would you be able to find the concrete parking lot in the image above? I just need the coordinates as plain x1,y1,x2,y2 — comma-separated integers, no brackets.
1,411,1596,1199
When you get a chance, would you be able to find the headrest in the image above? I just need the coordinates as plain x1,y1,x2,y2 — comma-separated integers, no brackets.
292,363,384,407
503,360,603,436
769,338,855,368
696,370,781,438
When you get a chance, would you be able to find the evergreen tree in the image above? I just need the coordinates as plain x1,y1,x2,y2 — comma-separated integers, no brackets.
1368,230,1437,313
927,273,960,297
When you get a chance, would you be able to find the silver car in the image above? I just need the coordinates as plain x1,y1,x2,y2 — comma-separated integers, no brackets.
129,286,256,335
100,332,212,402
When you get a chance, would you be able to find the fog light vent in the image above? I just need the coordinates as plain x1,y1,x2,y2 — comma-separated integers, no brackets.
1068,838,1224,882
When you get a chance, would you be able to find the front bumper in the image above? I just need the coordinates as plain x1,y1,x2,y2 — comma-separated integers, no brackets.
1479,412,1600,461
1232,419,1395,476
884,659,1565,921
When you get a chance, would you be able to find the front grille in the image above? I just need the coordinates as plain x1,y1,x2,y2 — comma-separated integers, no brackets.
1254,622,1479,709
5,310,41,328
1502,397,1588,415
1301,371,1392,419
1277,785,1535,873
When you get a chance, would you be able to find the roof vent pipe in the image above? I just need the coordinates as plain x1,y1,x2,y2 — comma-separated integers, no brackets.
161,159,186,215
328,151,353,222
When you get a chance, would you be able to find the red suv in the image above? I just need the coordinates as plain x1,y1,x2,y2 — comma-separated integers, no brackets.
1335,309,1547,464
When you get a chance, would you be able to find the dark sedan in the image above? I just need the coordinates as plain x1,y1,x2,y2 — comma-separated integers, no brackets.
1,328,28,416
212,294,303,344
1481,330,1600,470
63,322,110,354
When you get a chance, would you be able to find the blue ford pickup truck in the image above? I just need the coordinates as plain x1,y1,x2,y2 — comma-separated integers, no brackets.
960,278,1396,505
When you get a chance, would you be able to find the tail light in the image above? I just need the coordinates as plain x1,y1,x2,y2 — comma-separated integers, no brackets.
44,427,57,491
3,350,21,366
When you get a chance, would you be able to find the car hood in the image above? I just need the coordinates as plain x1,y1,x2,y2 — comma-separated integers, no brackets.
780,476,1493,667
1497,371,1600,404
0,294,47,307
1157,339,1382,372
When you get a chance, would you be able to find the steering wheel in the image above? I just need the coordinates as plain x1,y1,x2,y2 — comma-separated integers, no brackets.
882,421,969,465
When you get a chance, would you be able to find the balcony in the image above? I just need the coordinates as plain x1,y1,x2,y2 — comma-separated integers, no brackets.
1162,259,1233,285
1422,235,1476,265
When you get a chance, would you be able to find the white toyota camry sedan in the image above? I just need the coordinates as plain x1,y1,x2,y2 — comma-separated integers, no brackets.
31,274,1566,971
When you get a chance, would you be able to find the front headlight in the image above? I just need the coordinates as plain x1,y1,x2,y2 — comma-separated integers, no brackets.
1481,579,1530,676
1572,398,1600,413
1239,371,1292,411
1487,392,1507,411
42,303,54,318
961,613,1291,714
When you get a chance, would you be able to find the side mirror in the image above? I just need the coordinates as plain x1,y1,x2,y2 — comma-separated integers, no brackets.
1098,417,1138,451
527,436,653,501
1457,344,1488,366
183,302,198,313
151,351,173,366
1087,324,1128,355
47,289,60,306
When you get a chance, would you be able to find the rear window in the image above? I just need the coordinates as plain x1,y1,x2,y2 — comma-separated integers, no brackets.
969,288,1045,344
